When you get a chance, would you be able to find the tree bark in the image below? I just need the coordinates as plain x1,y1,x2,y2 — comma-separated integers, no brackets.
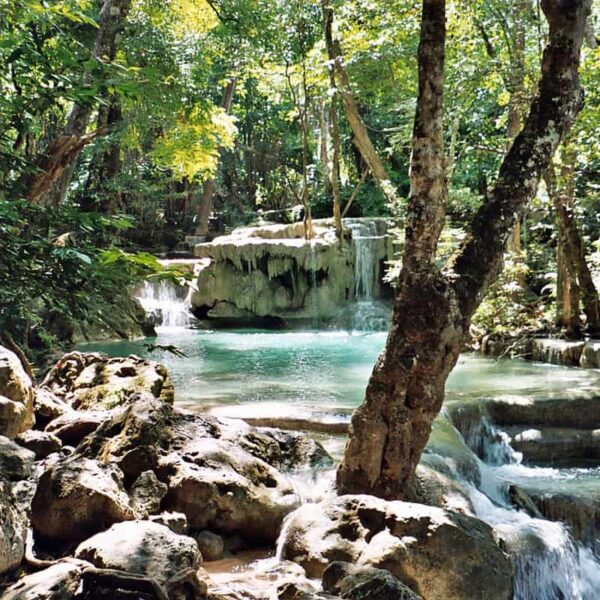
24,0,131,205
338,0,591,499
195,78,236,237
322,1,343,240
321,0,397,206
549,145,600,335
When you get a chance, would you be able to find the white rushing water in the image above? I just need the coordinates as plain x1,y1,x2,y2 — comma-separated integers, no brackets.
347,219,382,301
136,280,192,329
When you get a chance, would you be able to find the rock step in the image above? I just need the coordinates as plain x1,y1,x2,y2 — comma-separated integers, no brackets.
505,426,600,464
483,395,600,430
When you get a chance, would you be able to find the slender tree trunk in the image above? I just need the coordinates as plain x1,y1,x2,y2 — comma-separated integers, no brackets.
319,100,331,192
556,232,581,334
551,145,600,335
321,0,397,206
338,0,591,499
195,78,237,237
322,1,343,240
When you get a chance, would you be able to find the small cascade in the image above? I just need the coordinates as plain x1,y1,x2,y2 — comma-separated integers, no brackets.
136,280,192,329
346,219,381,300
309,239,320,326
461,414,523,466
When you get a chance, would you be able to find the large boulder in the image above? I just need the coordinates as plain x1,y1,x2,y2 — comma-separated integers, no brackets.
15,429,62,460
31,455,136,544
40,352,174,411
279,495,513,600
76,394,331,544
0,479,28,575
0,345,34,438
75,521,204,597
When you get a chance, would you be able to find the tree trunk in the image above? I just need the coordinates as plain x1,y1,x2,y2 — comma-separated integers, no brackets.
322,1,343,240
321,0,397,206
338,0,591,499
24,0,131,205
551,145,600,335
556,232,581,334
195,78,237,237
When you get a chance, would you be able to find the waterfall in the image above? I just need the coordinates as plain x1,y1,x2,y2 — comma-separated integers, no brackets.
136,280,192,330
346,219,380,300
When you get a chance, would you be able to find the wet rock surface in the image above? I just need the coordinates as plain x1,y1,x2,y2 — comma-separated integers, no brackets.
279,495,514,600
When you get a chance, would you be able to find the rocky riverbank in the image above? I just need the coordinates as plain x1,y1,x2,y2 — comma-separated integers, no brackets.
0,342,521,600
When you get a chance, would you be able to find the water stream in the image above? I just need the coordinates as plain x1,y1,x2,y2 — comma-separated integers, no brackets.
80,326,600,597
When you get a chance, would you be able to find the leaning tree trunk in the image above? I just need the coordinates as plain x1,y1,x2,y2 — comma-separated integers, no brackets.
337,0,591,499
24,0,131,205
321,0,397,206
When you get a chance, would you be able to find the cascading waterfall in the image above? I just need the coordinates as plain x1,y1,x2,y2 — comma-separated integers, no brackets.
347,219,380,300
344,219,391,331
136,280,192,329
442,414,600,599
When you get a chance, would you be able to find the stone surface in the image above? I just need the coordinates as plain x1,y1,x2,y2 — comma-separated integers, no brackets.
75,521,204,595
31,455,135,544
506,426,600,464
2,560,85,599
580,341,600,368
191,219,392,326
45,410,106,446
279,495,513,600
0,479,28,575
530,338,585,366
0,346,34,438
149,511,188,535
130,470,168,518
40,352,174,411
16,429,62,460
0,435,35,481
76,394,331,544
322,561,422,599
194,530,224,562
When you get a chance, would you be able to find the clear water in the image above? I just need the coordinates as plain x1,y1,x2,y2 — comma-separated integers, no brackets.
78,329,600,414
78,328,600,597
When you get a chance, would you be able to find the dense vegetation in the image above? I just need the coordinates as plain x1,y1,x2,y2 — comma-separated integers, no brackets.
0,0,599,355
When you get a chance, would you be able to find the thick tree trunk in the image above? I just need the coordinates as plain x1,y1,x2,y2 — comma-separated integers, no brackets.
24,0,131,205
556,232,582,334
195,78,236,237
338,0,591,499
321,0,397,205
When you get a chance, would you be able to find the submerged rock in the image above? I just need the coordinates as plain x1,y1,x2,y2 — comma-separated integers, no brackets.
0,345,34,439
40,352,174,410
279,495,513,600
194,531,225,562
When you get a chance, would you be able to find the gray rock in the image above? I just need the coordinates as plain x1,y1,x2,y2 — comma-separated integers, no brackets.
75,521,204,596
149,511,188,535
45,411,106,446
31,455,135,544
16,430,62,460
2,560,85,599
323,562,422,599
0,479,27,575
279,495,513,600
40,352,174,411
0,435,35,481
129,470,167,517
194,530,224,561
